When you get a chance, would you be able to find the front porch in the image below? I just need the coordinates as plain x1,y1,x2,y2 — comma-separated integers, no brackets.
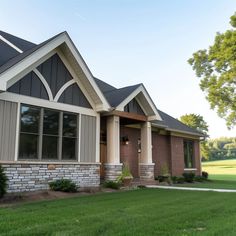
100,113,155,182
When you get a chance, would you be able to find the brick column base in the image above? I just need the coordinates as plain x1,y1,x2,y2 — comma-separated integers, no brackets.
139,163,155,180
104,163,123,181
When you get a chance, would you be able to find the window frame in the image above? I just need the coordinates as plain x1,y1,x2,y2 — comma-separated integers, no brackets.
183,139,195,169
18,104,79,161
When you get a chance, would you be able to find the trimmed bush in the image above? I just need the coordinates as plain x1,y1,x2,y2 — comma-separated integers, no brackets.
103,181,121,190
155,176,170,182
49,179,77,192
182,172,195,183
0,165,8,198
194,176,205,182
202,171,209,180
171,176,185,184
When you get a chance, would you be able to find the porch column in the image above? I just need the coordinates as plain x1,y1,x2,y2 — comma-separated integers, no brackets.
104,116,122,181
140,121,155,180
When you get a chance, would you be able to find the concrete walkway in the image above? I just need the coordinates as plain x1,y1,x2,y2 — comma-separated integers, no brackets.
146,185,236,193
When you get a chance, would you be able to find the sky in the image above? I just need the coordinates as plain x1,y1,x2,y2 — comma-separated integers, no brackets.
1,0,236,138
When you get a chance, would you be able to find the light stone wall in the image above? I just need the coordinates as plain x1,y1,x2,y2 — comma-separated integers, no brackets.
2,163,100,193
104,164,123,181
139,163,155,180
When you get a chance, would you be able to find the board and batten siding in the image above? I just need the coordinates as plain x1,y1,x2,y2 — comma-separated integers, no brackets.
0,100,18,161
80,115,96,162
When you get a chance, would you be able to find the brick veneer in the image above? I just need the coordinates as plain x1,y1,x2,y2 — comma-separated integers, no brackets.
152,133,171,177
2,163,100,193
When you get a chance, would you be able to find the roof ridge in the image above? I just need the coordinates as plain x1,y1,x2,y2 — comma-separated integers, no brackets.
104,83,142,94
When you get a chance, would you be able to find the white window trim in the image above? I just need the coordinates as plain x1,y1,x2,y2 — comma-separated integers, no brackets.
184,168,197,171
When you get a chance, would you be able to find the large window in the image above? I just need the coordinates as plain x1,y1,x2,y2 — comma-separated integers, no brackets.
19,104,78,161
184,140,194,168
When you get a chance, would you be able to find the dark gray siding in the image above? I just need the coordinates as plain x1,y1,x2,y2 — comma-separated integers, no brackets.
124,98,145,115
37,53,72,97
80,115,96,162
0,100,18,161
58,83,92,108
7,71,49,99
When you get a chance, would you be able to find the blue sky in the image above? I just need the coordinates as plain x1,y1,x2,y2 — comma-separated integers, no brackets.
1,0,236,137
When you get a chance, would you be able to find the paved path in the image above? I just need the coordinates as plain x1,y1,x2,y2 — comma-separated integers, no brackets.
146,185,236,193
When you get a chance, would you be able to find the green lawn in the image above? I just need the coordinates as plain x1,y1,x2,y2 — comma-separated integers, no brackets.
174,159,236,189
202,159,236,180
1,189,236,235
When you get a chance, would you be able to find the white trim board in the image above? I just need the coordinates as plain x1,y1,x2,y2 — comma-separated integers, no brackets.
0,32,110,112
116,85,162,120
0,92,98,116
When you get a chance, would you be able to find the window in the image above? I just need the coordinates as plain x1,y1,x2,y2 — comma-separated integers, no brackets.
19,104,78,161
42,109,60,159
184,140,194,168
62,113,77,160
19,105,40,159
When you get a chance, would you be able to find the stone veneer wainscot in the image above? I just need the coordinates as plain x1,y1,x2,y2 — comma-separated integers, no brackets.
2,162,100,193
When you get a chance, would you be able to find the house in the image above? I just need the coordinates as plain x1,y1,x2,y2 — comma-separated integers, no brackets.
0,31,203,192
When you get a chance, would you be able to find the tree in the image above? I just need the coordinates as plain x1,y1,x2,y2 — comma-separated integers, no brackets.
180,113,209,160
179,113,208,136
188,12,236,129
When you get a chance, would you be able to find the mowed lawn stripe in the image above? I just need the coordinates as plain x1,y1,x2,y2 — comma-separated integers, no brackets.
1,189,236,235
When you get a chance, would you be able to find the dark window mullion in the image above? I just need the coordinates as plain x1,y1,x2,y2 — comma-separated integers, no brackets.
58,112,63,161
38,108,44,160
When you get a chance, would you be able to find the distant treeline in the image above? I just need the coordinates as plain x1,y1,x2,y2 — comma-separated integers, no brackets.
202,137,236,161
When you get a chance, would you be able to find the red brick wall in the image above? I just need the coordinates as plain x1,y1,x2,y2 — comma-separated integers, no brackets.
170,136,185,176
120,126,140,178
152,132,171,176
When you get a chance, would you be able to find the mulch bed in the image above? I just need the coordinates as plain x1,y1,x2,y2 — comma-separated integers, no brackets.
0,187,119,207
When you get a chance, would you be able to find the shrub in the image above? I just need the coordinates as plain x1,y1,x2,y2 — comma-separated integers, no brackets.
103,181,121,190
155,175,170,183
49,179,77,192
117,163,133,182
202,171,209,180
182,172,195,183
171,176,178,184
171,176,185,184
194,175,205,182
0,165,8,198
176,177,185,184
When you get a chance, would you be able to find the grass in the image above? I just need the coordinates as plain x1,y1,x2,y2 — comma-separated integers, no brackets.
202,159,236,178
2,189,236,235
174,159,236,189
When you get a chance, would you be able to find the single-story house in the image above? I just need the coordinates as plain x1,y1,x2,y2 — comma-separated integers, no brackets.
0,31,203,192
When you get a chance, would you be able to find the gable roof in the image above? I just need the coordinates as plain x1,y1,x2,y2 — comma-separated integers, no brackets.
152,110,204,136
0,31,203,137
0,31,110,111
0,32,64,75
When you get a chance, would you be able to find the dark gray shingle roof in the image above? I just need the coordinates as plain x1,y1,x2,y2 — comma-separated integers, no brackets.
0,32,65,75
152,110,203,136
0,31,203,137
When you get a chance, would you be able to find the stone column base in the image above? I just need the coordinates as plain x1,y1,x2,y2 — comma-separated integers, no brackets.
104,163,123,181
139,163,155,180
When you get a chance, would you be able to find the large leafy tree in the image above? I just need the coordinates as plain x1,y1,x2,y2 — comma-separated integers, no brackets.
188,13,236,129
179,113,208,136
180,114,209,160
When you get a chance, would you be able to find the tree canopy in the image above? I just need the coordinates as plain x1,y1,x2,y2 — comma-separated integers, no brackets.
188,13,236,129
179,113,208,136
180,113,209,159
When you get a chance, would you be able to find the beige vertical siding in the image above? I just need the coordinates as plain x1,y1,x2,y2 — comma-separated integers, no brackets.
0,100,18,161
80,115,96,162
